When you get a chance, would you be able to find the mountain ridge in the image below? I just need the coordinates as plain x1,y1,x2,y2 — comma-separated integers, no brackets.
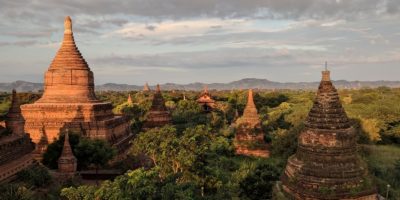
1,78,400,92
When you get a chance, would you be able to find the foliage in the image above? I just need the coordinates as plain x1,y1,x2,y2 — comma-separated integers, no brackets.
360,145,400,199
0,184,34,200
42,132,116,170
42,132,80,169
239,160,281,200
61,185,97,200
74,138,116,170
17,165,51,188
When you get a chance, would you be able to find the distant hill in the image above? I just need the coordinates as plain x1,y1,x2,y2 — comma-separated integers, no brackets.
1,78,400,92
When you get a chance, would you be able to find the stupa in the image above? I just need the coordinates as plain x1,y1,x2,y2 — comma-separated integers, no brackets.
143,82,150,92
280,64,377,199
142,84,171,129
127,94,133,105
0,90,35,183
21,16,132,157
234,89,269,158
58,131,77,175
197,85,215,112
5,90,25,135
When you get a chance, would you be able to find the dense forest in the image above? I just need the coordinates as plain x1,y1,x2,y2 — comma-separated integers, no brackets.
0,87,399,199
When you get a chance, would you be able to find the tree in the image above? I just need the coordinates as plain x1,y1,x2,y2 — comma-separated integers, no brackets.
60,185,97,200
74,138,116,169
42,132,80,169
239,160,281,200
17,165,51,188
74,138,116,184
0,184,34,200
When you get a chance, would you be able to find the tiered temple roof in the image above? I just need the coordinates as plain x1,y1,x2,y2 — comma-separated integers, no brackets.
38,16,97,103
197,86,215,111
0,90,35,183
234,89,268,158
21,16,132,159
280,66,377,199
58,131,77,174
143,84,171,129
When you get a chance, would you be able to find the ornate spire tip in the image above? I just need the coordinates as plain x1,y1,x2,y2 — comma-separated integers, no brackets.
64,16,72,34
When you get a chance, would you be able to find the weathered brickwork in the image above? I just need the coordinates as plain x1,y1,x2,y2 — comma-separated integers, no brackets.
280,69,378,200
21,16,133,158
143,85,171,129
58,132,77,175
235,89,269,158
0,90,35,183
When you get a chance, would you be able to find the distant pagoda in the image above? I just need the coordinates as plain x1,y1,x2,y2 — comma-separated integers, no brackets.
280,64,377,199
5,90,25,135
58,131,77,175
142,84,171,129
143,82,150,92
21,16,132,158
0,90,35,183
234,89,269,158
197,85,215,112
127,94,133,105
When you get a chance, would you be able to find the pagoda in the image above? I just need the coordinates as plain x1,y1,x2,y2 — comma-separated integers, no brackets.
142,84,171,130
280,64,377,199
0,90,35,183
234,89,269,158
143,82,150,92
58,131,77,175
21,16,132,157
5,90,25,135
197,85,215,112
127,94,133,105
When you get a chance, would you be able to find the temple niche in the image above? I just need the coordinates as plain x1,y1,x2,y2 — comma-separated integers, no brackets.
234,89,269,158
0,90,35,183
280,66,378,200
197,86,215,112
21,16,133,157
142,84,172,130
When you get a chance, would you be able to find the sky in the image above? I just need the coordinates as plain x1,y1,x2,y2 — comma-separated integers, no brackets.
0,0,399,85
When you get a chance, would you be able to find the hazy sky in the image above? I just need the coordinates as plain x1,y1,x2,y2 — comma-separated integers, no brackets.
0,0,399,84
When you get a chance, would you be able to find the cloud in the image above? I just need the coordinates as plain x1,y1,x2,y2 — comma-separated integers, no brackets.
1,0,400,24
0,40,38,47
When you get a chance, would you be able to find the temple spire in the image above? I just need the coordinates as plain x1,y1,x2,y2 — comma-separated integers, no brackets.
322,61,331,81
60,130,73,157
6,89,25,135
58,129,77,174
143,82,150,92
204,85,208,93
325,61,328,71
241,89,259,122
156,84,161,93
64,16,72,34
127,94,133,105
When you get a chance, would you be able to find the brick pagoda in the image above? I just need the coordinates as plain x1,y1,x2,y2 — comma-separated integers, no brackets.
0,90,35,183
142,84,171,129
197,86,215,112
143,82,150,92
58,131,77,175
127,94,133,105
234,89,269,158
21,16,132,156
280,66,377,199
